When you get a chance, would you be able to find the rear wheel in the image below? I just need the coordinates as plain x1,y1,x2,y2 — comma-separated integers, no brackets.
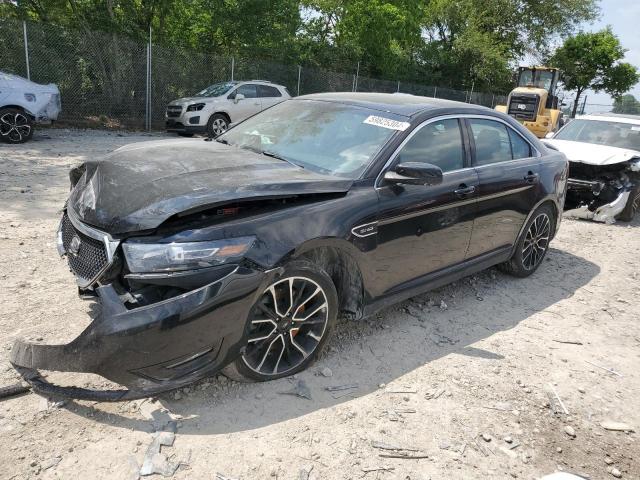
616,184,640,222
499,204,555,278
206,113,229,138
223,261,338,382
0,108,34,144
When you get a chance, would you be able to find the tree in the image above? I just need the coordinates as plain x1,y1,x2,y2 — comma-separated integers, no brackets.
612,94,640,115
550,28,640,118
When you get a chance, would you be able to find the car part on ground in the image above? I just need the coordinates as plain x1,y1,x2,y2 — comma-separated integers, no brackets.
544,113,640,223
0,71,61,144
165,80,290,137
10,93,568,400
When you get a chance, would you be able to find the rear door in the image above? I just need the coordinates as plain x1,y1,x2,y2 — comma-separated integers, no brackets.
228,83,262,122
257,84,284,110
465,117,541,258
372,117,479,295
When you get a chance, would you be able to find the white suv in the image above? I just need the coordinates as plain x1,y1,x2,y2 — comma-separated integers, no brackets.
165,80,291,137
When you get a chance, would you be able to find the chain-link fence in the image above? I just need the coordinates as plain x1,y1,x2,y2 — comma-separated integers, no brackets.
0,18,507,130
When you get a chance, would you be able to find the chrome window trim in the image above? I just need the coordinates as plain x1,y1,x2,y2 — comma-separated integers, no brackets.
375,114,541,189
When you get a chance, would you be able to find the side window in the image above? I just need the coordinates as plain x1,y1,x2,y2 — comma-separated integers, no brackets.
258,85,282,98
396,119,464,172
469,119,512,166
508,128,532,159
233,84,258,99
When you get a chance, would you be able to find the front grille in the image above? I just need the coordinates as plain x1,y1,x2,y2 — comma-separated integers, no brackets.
60,213,109,284
166,106,182,118
508,94,539,121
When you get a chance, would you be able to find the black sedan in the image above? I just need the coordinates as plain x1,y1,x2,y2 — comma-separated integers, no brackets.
11,93,568,400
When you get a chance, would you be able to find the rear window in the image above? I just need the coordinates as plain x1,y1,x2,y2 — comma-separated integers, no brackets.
258,85,282,98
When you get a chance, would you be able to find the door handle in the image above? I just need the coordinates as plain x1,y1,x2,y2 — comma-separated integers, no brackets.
454,184,476,197
524,171,539,184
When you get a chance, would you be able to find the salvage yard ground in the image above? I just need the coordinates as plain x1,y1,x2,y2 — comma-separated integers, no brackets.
0,129,638,480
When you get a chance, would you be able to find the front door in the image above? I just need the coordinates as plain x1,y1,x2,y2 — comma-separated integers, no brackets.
372,117,478,296
228,83,262,122
465,117,541,258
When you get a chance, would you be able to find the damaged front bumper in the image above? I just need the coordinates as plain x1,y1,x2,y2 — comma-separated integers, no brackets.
565,186,630,224
10,266,275,401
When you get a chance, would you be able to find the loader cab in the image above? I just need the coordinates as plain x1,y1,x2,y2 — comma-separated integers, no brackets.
516,67,560,110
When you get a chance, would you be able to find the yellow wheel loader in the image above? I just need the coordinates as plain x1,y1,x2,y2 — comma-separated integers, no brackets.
496,67,563,138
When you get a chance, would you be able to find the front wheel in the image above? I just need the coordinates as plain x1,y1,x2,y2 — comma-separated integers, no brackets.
0,108,34,144
206,113,229,138
499,204,555,278
223,262,338,382
616,184,640,222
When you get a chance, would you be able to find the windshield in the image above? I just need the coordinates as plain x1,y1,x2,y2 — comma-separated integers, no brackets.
554,119,640,151
194,82,236,98
217,100,401,178
518,69,555,92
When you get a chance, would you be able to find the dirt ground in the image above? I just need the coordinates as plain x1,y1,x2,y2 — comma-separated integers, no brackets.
0,128,638,480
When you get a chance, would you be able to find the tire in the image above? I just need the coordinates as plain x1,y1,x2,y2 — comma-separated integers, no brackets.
206,113,229,138
616,184,640,222
178,132,194,138
222,261,338,382
499,204,555,278
0,108,34,144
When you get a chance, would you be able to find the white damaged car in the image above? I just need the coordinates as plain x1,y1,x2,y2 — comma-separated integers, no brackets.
544,113,640,223
0,71,61,144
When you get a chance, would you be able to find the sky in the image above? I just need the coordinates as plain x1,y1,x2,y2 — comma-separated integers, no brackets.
580,0,640,113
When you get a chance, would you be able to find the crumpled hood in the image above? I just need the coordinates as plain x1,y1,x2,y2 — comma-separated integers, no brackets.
544,139,640,166
68,139,352,234
1,71,59,94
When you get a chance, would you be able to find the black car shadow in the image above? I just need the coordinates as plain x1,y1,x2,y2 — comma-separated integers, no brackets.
60,247,599,435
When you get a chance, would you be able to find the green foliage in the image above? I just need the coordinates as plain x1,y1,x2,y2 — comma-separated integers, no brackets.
2,0,602,92
550,28,640,117
612,94,640,115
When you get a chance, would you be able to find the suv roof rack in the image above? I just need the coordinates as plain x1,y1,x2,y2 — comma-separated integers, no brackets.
249,79,273,83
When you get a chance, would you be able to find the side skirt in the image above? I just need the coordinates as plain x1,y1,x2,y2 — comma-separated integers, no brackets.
362,247,512,318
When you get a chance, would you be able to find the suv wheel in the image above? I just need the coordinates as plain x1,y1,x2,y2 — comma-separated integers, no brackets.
0,108,34,144
223,261,338,382
499,204,555,278
207,114,229,138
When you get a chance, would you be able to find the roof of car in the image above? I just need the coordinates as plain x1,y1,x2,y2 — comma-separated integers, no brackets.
579,113,640,125
295,92,491,117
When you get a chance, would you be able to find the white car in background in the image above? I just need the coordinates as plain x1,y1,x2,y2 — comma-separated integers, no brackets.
165,80,291,138
0,71,61,144
544,113,640,223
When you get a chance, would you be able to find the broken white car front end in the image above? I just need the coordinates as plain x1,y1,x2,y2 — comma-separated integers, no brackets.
545,115,640,223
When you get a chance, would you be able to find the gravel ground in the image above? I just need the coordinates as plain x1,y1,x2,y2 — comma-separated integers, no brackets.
0,128,638,480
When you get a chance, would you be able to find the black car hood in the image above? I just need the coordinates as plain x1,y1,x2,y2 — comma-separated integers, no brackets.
68,139,353,234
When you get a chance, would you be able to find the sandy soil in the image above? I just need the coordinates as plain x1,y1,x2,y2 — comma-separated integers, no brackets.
0,128,638,480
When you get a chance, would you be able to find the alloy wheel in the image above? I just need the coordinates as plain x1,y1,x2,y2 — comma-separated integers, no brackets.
242,276,329,376
211,118,227,136
0,111,31,143
522,213,551,270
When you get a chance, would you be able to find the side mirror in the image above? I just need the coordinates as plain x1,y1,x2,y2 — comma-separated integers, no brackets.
234,93,245,104
545,132,555,139
383,162,443,186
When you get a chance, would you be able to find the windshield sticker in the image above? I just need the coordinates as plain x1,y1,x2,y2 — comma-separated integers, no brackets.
363,115,410,131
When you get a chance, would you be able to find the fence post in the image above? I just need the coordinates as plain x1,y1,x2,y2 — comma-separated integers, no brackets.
433,86,437,98
352,75,356,92
231,57,235,81
354,61,360,92
397,81,400,93
145,26,152,131
468,81,475,104
23,21,30,80
491,94,495,108
297,65,301,96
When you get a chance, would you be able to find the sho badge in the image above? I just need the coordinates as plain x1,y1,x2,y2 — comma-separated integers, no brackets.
68,235,81,256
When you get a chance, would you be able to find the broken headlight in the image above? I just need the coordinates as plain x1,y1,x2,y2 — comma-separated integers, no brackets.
122,237,254,273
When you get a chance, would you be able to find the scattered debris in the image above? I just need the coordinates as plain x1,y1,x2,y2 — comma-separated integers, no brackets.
481,433,492,442
385,388,417,394
439,300,448,310
601,421,634,432
325,384,358,392
319,367,333,377
552,340,584,345
215,474,239,480
585,360,623,377
362,466,394,474
140,431,179,477
610,467,622,478
371,441,421,452
378,453,429,460
41,456,62,470
424,388,445,400
548,384,569,414
564,426,576,438
280,380,312,400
